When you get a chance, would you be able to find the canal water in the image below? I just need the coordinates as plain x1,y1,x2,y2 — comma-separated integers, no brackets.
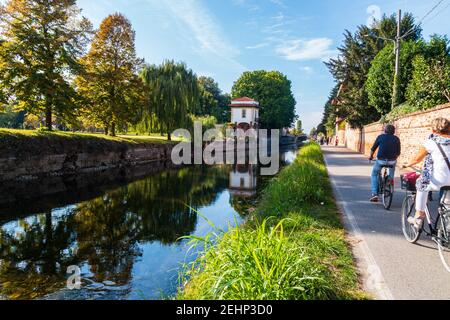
0,147,299,300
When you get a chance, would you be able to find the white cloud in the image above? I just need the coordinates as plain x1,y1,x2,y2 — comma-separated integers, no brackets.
300,66,314,74
246,42,270,50
271,12,285,22
154,0,245,72
276,38,338,61
160,0,238,58
231,0,260,12
269,0,285,7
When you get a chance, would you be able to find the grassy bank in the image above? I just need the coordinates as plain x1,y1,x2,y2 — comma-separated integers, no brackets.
178,143,365,300
0,129,177,158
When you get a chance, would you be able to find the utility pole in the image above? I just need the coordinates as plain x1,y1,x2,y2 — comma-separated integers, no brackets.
392,9,402,110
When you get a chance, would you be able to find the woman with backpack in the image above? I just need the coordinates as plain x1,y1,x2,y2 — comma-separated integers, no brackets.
403,118,450,229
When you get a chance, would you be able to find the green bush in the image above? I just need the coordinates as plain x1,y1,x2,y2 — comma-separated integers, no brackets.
406,55,450,110
381,102,420,122
366,41,425,115
367,36,450,117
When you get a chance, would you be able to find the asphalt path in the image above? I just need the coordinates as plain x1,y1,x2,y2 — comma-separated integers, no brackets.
323,146,450,300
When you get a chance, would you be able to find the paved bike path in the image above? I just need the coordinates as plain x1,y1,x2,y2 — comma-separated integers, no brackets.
323,146,450,300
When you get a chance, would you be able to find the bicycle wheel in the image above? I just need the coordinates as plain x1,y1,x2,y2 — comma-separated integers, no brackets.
437,212,450,272
378,174,383,195
382,178,394,210
401,195,421,243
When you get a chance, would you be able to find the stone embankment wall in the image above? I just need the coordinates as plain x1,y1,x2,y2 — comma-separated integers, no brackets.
343,103,450,165
0,136,175,181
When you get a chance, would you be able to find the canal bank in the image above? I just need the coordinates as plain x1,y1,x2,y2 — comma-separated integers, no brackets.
0,129,175,182
178,143,366,300
0,143,299,300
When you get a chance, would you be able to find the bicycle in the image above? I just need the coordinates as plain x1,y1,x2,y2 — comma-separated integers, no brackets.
371,160,395,210
401,167,450,272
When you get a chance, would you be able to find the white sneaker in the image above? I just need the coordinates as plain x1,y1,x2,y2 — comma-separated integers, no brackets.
407,216,424,230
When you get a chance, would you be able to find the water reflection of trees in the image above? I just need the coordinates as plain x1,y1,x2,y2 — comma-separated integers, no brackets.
0,165,229,299
73,190,143,285
0,212,77,299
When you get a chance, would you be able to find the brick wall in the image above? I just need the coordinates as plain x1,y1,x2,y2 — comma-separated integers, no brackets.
344,103,450,165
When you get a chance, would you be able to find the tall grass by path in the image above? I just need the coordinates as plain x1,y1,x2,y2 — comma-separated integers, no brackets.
178,143,366,300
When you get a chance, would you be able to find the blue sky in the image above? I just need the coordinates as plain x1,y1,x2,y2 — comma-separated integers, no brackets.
77,0,450,132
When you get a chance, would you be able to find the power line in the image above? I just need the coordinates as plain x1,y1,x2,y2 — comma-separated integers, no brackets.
426,0,450,24
418,0,446,24
400,0,446,39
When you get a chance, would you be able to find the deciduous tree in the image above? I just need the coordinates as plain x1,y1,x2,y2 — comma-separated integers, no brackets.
0,0,92,130
197,76,230,123
231,70,296,129
76,13,144,136
406,36,450,110
366,41,425,115
140,60,200,140
325,12,421,128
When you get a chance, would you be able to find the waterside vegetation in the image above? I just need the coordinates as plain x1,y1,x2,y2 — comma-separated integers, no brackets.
178,143,366,300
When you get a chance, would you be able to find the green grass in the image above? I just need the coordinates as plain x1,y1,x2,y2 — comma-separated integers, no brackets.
0,128,181,158
0,128,179,144
177,143,366,300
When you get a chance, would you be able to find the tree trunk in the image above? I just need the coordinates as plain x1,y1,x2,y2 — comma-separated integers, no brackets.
168,132,172,141
43,211,56,274
110,122,116,137
104,126,109,136
45,105,53,131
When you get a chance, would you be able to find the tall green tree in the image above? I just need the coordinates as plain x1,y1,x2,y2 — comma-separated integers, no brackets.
0,0,92,130
367,36,449,116
231,70,296,129
406,36,450,110
366,41,425,115
317,84,340,136
140,60,200,140
76,13,144,136
325,12,421,128
197,76,230,123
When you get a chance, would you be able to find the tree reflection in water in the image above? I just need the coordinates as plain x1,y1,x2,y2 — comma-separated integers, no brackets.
0,211,78,299
0,148,298,299
0,165,232,299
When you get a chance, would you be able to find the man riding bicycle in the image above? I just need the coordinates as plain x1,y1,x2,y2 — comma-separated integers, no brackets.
369,124,401,202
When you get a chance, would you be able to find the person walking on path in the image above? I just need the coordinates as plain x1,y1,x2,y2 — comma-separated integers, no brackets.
369,124,401,202
403,118,450,229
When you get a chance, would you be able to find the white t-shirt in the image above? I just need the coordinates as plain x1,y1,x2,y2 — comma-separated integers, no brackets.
425,137,450,187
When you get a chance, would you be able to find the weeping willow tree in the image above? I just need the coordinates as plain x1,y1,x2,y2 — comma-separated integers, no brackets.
140,60,200,140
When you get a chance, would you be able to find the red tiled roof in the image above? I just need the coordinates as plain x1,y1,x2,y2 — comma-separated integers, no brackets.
232,97,255,102
229,97,259,108
230,104,259,108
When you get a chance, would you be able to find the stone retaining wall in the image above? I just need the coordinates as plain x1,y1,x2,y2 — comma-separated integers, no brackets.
0,142,175,181
343,103,450,165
